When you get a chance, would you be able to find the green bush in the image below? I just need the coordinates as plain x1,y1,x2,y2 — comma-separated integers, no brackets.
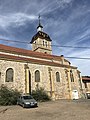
32,87,51,102
0,85,20,105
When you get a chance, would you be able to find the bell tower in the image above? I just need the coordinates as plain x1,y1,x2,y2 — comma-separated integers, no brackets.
30,15,52,54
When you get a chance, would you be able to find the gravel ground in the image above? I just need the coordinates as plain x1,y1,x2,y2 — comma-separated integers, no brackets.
0,99,90,120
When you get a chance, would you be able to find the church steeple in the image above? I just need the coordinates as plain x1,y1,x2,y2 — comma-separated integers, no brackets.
37,15,43,32
31,15,52,54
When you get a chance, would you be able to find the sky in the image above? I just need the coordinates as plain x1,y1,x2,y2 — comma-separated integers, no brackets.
0,0,90,76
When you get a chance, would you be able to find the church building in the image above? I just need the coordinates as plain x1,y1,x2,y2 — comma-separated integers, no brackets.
0,17,83,100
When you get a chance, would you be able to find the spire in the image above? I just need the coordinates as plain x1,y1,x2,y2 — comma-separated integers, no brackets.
38,15,41,26
37,15,43,32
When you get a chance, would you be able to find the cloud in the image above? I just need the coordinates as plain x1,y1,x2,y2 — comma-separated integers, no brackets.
73,29,90,44
56,0,74,7
38,0,74,15
63,49,90,75
44,1,90,47
0,0,75,30
0,0,90,75
69,59,90,75
0,13,37,29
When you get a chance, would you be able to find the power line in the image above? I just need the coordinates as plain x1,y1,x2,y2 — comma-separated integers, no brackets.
0,38,90,49
52,45,90,49
65,56,90,60
0,38,30,44
0,38,90,60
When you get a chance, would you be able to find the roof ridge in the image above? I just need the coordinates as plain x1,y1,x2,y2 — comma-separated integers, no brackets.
0,44,61,59
0,52,76,69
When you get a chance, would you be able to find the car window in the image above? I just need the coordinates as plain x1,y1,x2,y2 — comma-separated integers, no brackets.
23,96,33,100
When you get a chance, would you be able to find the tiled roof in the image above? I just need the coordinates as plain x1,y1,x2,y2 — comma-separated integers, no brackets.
30,31,52,43
0,44,65,61
0,53,76,69
82,76,90,81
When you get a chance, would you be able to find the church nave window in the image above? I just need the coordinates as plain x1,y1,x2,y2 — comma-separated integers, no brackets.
43,41,44,46
65,69,68,81
35,70,40,82
6,68,14,82
45,42,47,47
70,70,74,82
56,72,60,82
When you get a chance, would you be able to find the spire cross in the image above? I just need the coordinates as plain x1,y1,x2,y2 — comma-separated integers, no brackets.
38,14,41,25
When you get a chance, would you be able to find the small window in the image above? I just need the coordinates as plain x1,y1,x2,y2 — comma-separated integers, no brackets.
45,42,47,47
70,70,74,82
78,73,82,89
56,72,60,82
43,41,44,46
65,70,68,81
6,68,14,82
35,70,40,82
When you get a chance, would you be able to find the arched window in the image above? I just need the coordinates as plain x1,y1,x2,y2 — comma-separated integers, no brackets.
65,69,68,81
35,70,40,82
77,72,82,89
43,41,44,46
70,70,74,82
56,72,60,82
6,68,14,82
45,42,47,47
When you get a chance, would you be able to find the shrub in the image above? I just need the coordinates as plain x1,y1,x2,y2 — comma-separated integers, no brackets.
32,87,51,102
0,85,20,105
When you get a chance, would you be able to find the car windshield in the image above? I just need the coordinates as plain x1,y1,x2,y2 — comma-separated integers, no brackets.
23,96,33,100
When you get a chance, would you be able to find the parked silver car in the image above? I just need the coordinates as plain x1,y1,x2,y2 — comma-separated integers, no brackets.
17,94,38,108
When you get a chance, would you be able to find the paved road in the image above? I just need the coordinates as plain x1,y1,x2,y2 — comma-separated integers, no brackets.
0,99,90,120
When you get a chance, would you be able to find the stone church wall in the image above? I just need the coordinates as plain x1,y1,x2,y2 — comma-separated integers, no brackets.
0,60,25,93
0,59,82,100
